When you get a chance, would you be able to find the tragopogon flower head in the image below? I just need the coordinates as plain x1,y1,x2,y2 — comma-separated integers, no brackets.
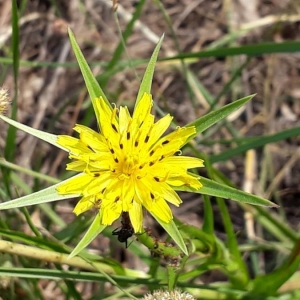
56,93,203,232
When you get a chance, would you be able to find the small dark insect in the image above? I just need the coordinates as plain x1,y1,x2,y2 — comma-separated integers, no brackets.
112,212,134,248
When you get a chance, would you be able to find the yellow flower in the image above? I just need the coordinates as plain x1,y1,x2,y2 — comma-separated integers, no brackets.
56,92,204,233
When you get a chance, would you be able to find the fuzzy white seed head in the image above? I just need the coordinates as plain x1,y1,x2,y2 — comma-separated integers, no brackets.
0,88,10,114
142,288,195,300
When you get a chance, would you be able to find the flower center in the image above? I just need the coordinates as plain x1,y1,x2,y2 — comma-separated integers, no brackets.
115,151,145,181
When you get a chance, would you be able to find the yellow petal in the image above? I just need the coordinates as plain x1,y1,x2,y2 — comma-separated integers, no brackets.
121,178,135,211
101,201,122,225
119,106,131,134
73,195,98,215
159,126,195,147
83,172,112,196
129,201,143,233
74,124,108,152
132,93,152,132
96,97,119,141
135,179,152,209
167,174,202,190
56,174,91,194
147,114,173,146
57,136,92,155
134,114,154,150
162,156,204,169
141,176,182,206
66,160,86,172
150,197,173,223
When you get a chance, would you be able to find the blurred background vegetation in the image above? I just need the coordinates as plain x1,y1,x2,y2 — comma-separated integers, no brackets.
0,0,300,299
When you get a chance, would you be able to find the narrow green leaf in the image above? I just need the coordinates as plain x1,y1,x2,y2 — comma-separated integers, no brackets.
68,28,111,125
187,94,254,136
216,197,249,287
175,177,277,207
69,213,106,258
204,158,249,286
164,40,300,60
0,176,80,210
2,0,19,195
202,195,214,234
3,40,300,68
0,268,151,283
152,214,188,255
135,34,164,106
7,0,19,137
0,115,68,152
251,206,298,243
186,69,214,105
249,242,300,296
0,158,59,184
210,125,300,163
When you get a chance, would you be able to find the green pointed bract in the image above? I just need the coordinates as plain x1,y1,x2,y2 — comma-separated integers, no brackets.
175,176,277,207
186,94,255,139
0,176,81,210
68,28,112,126
68,212,106,258
0,115,68,152
135,34,164,107
151,214,188,256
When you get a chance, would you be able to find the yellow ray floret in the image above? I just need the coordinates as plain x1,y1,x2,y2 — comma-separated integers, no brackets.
56,92,204,233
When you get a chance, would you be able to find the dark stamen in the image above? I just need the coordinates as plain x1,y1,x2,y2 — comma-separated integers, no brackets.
87,145,94,152
149,150,155,156
114,157,119,163
112,124,118,133
149,161,154,166
120,143,123,149
154,177,160,182
110,148,115,154
135,141,138,147
144,135,149,143
162,140,169,145
150,193,155,200
127,132,130,140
